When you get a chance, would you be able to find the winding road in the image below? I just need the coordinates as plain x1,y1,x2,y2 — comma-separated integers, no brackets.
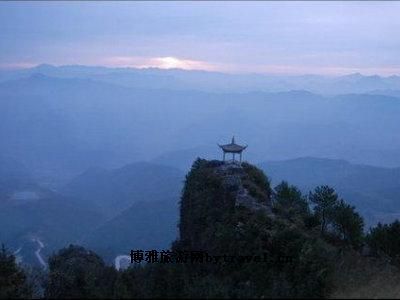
32,238,47,270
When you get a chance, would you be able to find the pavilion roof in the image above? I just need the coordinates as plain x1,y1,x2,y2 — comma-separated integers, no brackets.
218,136,247,153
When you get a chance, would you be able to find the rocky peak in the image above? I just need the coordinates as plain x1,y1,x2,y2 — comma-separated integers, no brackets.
213,162,271,213
177,159,272,251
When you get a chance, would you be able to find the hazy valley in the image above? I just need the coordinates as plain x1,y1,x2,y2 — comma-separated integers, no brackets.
1,65,400,276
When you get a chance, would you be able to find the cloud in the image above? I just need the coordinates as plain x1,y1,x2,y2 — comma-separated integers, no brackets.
1,3,400,76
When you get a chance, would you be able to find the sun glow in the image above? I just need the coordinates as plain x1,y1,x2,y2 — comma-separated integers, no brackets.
156,57,186,69
144,56,217,71
104,56,217,71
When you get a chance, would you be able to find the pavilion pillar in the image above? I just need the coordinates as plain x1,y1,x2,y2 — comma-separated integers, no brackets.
223,152,225,162
233,153,235,162
240,152,242,163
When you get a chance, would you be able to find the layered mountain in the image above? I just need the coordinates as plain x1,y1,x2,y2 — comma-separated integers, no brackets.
0,193,104,252
0,159,185,266
0,190,105,267
82,198,179,262
1,64,400,94
0,156,37,203
0,157,105,266
1,72,400,187
260,157,400,227
62,162,184,218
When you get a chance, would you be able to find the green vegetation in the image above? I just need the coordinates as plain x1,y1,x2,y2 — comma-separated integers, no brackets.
309,185,364,248
367,220,400,265
45,245,118,299
0,245,31,298
273,181,309,221
2,159,400,298
241,162,272,204
332,199,364,249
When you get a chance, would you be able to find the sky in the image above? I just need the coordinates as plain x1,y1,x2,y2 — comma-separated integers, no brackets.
1,1,400,76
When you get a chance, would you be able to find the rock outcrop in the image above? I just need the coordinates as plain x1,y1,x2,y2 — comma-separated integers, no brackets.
214,162,272,213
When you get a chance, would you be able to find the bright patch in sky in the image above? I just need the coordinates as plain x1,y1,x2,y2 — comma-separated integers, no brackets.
1,2,400,75
103,56,217,71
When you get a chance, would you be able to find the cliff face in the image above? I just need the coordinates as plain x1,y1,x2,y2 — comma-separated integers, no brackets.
215,161,272,212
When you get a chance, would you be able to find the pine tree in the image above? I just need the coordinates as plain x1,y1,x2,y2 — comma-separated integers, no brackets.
309,186,338,235
274,181,309,221
333,199,364,248
0,244,31,299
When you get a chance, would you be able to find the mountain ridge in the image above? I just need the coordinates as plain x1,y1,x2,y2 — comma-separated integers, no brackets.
2,64,400,95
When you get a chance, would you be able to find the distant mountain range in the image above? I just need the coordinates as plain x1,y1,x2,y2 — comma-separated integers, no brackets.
1,71,400,186
259,157,400,228
1,64,400,95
